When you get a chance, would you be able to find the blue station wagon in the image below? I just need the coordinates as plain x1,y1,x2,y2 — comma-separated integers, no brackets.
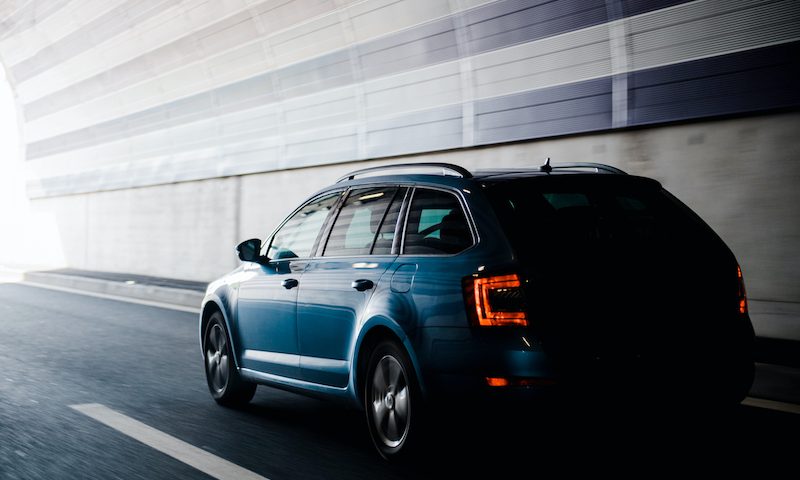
200,161,755,459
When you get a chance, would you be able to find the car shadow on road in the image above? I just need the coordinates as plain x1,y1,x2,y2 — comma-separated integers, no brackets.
230,388,799,477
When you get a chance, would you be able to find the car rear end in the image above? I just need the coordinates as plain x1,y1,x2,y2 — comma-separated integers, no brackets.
418,173,754,405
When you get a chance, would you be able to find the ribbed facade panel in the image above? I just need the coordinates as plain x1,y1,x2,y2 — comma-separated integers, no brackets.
0,0,797,198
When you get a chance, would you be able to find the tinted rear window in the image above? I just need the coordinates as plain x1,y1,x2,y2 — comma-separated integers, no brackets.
486,177,717,255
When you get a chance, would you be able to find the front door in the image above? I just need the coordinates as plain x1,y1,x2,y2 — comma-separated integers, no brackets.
236,191,341,379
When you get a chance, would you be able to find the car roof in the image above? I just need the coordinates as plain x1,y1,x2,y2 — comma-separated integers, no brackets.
329,161,637,189
471,169,612,181
306,163,661,207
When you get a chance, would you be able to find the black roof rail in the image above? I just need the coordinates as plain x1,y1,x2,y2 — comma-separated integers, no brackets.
541,161,627,175
476,162,627,177
336,162,473,183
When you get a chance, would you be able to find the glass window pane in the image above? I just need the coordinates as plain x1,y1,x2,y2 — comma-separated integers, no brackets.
543,193,590,210
372,188,406,255
324,187,398,257
485,178,708,258
267,192,340,260
403,189,472,255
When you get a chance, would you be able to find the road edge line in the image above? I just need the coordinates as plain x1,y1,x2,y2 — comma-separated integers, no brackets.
743,396,800,415
70,403,268,480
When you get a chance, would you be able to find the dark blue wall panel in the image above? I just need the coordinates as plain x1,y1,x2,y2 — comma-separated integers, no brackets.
463,0,609,54
621,0,694,17
629,42,800,126
475,76,613,144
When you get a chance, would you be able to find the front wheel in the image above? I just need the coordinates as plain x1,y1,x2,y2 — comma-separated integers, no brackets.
364,340,423,460
203,312,256,407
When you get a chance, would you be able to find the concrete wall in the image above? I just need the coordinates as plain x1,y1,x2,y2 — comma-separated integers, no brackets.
28,112,799,306
29,177,242,280
0,1,797,332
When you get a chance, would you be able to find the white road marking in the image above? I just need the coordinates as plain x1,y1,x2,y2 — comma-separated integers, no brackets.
70,403,268,480
743,397,800,415
20,281,201,314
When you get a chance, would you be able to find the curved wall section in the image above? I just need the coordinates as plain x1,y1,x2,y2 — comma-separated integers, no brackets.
0,1,797,320
0,0,797,198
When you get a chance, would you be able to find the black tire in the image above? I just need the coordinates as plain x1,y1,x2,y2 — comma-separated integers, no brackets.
203,312,256,407
364,340,424,460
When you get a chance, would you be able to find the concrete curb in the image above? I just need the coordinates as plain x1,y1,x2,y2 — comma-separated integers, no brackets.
23,272,204,309
749,300,800,342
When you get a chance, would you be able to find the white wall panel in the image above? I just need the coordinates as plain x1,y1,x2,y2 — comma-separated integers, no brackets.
0,0,129,67
627,0,800,70
14,0,207,102
269,13,347,66
349,0,452,41
364,61,462,118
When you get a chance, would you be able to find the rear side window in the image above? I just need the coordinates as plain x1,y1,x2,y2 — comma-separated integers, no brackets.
403,188,472,255
323,186,399,257
372,188,406,255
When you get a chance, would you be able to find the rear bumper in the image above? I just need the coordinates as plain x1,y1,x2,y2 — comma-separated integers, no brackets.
414,327,559,400
414,322,755,404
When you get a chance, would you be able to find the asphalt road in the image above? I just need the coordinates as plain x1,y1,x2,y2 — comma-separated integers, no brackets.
0,282,798,479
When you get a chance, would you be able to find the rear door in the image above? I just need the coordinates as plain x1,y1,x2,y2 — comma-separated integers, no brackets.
296,186,407,386
393,187,477,329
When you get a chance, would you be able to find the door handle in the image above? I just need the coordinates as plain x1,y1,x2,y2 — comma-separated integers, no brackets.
351,279,374,292
281,278,299,289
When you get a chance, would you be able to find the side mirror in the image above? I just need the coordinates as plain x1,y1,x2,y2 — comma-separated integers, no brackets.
236,238,263,263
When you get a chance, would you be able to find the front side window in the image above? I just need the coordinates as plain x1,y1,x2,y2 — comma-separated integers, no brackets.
267,192,341,260
323,186,399,257
403,188,473,255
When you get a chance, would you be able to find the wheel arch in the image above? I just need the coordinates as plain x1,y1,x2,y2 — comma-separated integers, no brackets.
352,319,425,408
200,296,241,368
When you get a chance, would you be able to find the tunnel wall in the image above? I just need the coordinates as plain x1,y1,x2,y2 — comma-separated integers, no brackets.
0,1,798,308
25,112,800,306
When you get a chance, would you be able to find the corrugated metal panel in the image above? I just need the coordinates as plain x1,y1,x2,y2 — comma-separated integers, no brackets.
628,42,800,125
621,0,693,17
627,0,800,71
364,62,462,119
10,0,179,83
0,0,71,41
0,0,797,198
464,0,609,54
475,77,612,143
366,104,463,157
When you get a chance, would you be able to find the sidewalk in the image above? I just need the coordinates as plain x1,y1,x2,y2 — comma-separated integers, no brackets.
17,267,206,311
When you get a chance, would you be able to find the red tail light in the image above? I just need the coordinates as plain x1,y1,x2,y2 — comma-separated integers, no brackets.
464,273,528,327
486,377,557,387
486,377,510,387
737,264,748,315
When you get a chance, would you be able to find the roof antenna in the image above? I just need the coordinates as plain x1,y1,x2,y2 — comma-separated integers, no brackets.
540,157,552,173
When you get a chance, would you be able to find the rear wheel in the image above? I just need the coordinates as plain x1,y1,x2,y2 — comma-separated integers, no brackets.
364,340,423,460
203,312,256,407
